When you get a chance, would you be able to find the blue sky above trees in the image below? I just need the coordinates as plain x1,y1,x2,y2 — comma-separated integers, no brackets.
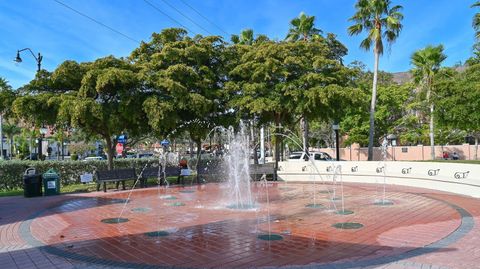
0,0,476,89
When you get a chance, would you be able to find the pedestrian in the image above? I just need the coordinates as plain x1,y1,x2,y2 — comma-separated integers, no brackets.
443,151,449,160
177,159,188,185
452,152,459,160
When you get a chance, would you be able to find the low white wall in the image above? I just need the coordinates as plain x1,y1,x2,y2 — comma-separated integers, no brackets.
277,161,480,198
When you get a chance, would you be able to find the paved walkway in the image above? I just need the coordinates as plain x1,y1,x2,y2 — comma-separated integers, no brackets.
0,182,479,269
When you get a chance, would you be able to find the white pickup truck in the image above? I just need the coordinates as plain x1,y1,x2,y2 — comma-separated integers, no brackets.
287,151,333,161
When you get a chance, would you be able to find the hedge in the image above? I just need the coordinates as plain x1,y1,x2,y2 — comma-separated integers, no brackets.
0,158,160,190
0,157,222,191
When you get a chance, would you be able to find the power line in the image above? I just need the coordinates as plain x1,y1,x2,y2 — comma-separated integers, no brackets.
158,0,214,35
53,0,140,44
178,0,229,36
143,0,196,35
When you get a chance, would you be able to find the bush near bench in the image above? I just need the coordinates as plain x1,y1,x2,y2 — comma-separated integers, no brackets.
0,158,160,190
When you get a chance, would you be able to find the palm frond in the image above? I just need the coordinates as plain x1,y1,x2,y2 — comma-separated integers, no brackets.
286,12,322,41
348,0,403,54
360,37,372,51
348,24,363,36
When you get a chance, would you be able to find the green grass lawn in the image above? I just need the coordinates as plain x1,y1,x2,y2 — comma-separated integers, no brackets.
0,176,198,197
0,189,23,197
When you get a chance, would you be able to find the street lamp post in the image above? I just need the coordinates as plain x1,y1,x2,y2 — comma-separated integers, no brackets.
15,48,42,72
332,122,340,161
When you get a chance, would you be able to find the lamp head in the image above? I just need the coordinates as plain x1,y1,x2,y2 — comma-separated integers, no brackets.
14,51,22,63
39,126,48,135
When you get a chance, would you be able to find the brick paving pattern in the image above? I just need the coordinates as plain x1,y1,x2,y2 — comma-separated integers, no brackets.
0,182,479,268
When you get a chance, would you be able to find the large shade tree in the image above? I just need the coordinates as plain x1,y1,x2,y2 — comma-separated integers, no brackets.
228,40,361,176
348,0,403,160
472,1,480,40
285,12,323,154
411,45,447,160
436,65,480,158
16,56,148,169
68,56,147,169
131,28,231,178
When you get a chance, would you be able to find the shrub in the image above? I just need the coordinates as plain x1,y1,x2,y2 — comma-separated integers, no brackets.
0,158,159,190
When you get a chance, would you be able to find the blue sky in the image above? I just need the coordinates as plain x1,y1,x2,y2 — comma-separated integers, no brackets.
0,0,477,89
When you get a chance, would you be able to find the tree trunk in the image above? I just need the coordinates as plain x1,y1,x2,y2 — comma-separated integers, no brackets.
189,140,194,158
196,140,202,184
105,137,114,170
274,118,281,181
56,141,60,160
29,135,32,159
429,103,435,160
251,121,259,165
367,50,380,161
301,115,309,155
426,81,435,160
281,137,285,161
61,136,64,160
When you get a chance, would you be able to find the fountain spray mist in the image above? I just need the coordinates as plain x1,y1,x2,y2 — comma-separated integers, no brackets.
224,123,254,209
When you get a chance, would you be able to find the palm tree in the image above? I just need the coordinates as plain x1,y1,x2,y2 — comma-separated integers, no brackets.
411,45,447,160
348,0,403,161
231,29,255,45
285,12,322,154
2,123,21,158
472,1,480,39
0,78,12,159
286,12,321,41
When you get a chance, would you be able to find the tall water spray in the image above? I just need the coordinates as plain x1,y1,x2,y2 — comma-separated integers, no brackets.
224,124,254,209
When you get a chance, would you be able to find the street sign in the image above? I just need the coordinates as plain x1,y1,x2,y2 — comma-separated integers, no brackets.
118,134,127,144
160,139,170,147
80,173,93,183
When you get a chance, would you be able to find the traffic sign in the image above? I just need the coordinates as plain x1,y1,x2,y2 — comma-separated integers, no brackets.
160,139,170,147
118,134,127,144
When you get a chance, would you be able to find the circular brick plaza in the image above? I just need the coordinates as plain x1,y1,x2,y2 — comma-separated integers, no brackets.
16,182,474,268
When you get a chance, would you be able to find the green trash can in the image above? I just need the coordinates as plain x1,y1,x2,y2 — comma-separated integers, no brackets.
42,168,60,196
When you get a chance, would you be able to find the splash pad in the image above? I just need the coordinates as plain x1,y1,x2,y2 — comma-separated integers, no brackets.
24,182,471,268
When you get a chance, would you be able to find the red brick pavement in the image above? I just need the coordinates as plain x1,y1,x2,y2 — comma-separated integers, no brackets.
0,182,479,268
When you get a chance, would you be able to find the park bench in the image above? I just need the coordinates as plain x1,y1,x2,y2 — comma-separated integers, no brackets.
197,161,224,182
250,163,275,180
95,168,137,192
196,161,275,181
140,166,182,186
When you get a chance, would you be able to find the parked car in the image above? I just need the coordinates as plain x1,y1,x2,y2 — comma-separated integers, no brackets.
287,151,333,161
23,153,38,160
139,153,154,158
83,156,106,161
